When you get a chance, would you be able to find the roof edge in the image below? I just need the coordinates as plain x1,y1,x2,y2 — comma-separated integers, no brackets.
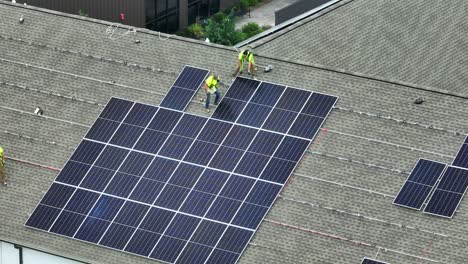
0,1,238,53
235,0,351,49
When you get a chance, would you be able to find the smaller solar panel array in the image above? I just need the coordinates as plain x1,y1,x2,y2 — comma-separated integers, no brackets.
159,66,209,111
393,159,446,210
394,135,468,218
361,258,389,264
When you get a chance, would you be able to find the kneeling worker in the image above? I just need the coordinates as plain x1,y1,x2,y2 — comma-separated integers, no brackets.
204,74,220,113
0,146,6,186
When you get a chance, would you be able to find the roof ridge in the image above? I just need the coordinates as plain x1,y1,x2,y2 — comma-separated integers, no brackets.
240,0,355,49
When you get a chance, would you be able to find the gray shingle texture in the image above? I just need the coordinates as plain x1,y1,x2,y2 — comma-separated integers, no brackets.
0,1,467,264
253,0,468,96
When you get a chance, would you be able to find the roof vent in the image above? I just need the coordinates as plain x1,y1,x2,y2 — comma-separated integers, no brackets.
414,97,424,104
34,107,43,115
19,15,24,24
264,65,273,73
134,39,140,44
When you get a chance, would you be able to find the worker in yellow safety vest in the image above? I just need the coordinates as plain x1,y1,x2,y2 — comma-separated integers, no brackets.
204,74,221,112
0,146,6,186
232,49,257,79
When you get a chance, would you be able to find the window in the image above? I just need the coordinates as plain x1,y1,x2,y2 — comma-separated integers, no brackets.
145,0,179,33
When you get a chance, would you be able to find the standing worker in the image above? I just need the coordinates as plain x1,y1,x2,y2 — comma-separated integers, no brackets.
246,49,257,80
204,74,221,113
0,146,6,186
232,50,248,77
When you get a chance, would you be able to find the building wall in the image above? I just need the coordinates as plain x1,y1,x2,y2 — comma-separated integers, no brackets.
15,0,145,27
220,0,238,11
275,0,331,25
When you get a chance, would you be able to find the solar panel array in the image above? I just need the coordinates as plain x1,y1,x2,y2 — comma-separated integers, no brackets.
25,66,338,264
361,258,389,264
393,159,446,210
159,66,209,111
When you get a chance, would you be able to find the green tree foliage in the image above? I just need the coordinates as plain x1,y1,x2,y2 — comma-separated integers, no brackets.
204,12,239,46
241,22,262,39
248,0,258,6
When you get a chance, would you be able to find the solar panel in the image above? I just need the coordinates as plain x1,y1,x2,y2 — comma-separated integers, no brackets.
361,258,389,264
393,159,446,210
25,75,338,263
423,166,468,218
159,66,209,111
452,135,468,168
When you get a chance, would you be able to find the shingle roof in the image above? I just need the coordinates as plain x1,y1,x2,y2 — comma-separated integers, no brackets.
1,1,468,264
248,0,468,97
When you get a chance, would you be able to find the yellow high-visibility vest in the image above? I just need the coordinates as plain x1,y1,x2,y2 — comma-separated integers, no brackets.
206,76,219,89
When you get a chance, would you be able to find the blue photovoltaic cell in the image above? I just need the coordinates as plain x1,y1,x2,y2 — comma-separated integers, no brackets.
237,103,272,127
424,166,468,217
180,191,215,216
177,242,212,264
154,184,190,210
160,87,195,111
140,207,175,233
190,220,227,247
109,124,144,148
123,103,158,127
197,119,232,144
362,258,388,264
85,118,119,142
393,159,446,210
288,114,324,139
26,74,338,264
453,143,468,168
173,66,209,90
184,140,219,165
99,98,134,122
143,157,178,182
173,114,207,138
148,108,183,132
262,108,298,133
100,223,135,250
125,229,161,256
40,183,75,208
56,161,90,185
95,146,129,171
134,129,169,154
223,125,257,150
302,93,337,117
70,140,105,164
79,166,115,192
249,82,285,106
212,98,246,122
119,151,153,176
64,189,99,214
275,87,311,112
224,77,259,101
129,178,164,204
50,211,85,237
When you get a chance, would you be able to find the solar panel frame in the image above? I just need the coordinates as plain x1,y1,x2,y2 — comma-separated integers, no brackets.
392,159,447,210
361,257,390,264
159,65,210,111
25,75,339,264
423,166,468,218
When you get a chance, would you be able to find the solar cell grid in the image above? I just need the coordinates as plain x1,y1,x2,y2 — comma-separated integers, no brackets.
424,166,468,218
452,142,468,168
393,159,446,210
26,71,338,264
